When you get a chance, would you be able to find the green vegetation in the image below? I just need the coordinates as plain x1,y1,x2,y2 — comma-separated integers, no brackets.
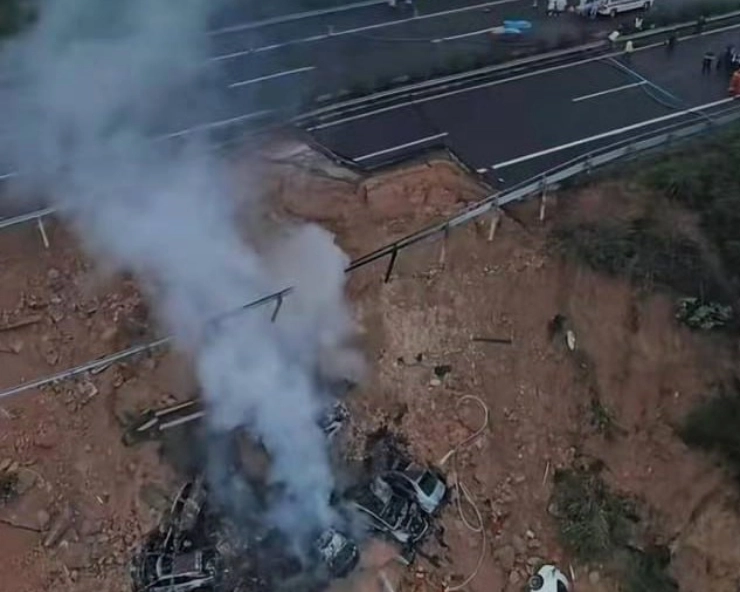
551,464,636,562
552,219,721,300
680,385,740,476
551,464,677,592
622,547,679,592
641,128,740,282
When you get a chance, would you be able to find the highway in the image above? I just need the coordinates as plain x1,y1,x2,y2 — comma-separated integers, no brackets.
303,26,740,186
202,0,625,125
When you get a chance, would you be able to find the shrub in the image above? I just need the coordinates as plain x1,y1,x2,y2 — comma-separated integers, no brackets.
552,220,721,299
551,465,636,562
680,385,740,476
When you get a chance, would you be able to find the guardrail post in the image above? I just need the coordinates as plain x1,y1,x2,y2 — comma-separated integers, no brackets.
36,217,50,249
384,247,398,283
584,153,593,175
487,208,502,242
539,176,548,223
271,293,284,323
438,224,450,267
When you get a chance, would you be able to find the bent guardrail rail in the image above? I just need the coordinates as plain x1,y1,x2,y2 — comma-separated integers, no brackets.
3,100,740,400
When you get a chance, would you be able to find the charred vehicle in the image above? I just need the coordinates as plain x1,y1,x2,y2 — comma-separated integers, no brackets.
130,476,359,592
130,478,224,592
382,459,447,515
349,476,429,545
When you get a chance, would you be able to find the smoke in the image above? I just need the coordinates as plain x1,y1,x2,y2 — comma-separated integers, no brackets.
0,0,360,544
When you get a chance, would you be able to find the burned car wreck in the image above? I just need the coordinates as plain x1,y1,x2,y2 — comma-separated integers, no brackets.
130,475,360,592
128,396,446,592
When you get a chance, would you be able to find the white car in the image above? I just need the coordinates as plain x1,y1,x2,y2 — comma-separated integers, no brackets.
527,565,570,592
597,0,654,17
383,460,447,514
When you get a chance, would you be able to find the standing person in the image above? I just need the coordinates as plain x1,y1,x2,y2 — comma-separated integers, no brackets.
725,45,737,72
547,0,556,16
695,14,707,35
608,29,620,49
702,50,715,74
624,40,635,63
729,68,740,97
665,29,677,54
634,16,644,31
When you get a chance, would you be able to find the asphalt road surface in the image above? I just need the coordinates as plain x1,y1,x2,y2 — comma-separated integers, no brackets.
205,0,625,117
306,25,740,186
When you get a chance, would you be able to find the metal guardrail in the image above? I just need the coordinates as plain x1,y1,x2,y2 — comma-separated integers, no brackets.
294,9,740,128
3,99,740,399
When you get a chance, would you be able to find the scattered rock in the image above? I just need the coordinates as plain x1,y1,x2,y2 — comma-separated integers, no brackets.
494,545,516,571
508,570,521,585
59,542,91,570
429,378,442,387
14,469,37,495
512,534,526,555
547,502,564,519
44,505,73,548
589,571,601,585
139,483,171,513
0,458,12,472
433,364,452,378
525,529,536,539
37,509,51,530
526,556,542,567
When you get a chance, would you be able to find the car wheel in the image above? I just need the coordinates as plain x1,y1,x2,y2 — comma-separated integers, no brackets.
528,574,545,590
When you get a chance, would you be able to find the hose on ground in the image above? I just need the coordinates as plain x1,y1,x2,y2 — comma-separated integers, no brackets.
438,394,490,592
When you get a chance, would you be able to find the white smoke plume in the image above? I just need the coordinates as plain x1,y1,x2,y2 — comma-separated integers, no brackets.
0,0,360,543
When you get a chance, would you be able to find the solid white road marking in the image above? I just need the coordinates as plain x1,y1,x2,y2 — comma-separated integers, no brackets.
354,132,448,162
210,0,519,60
571,81,647,102
307,22,740,132
228,66,316,89
491,97,734,170
156,110,275,140
209,0,386,36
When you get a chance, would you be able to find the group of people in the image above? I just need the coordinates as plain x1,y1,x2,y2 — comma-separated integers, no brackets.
700,45,740,96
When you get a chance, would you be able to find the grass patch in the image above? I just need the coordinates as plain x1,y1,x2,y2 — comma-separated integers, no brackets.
640,127,740,286
623,547,679,592
551,464,677,591
680,385,740,476
552,219,721,300
551,464,636,562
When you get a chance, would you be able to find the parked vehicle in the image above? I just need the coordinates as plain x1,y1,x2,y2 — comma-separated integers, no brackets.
350,476,429,544
597,0,654,17
382,460,447,514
